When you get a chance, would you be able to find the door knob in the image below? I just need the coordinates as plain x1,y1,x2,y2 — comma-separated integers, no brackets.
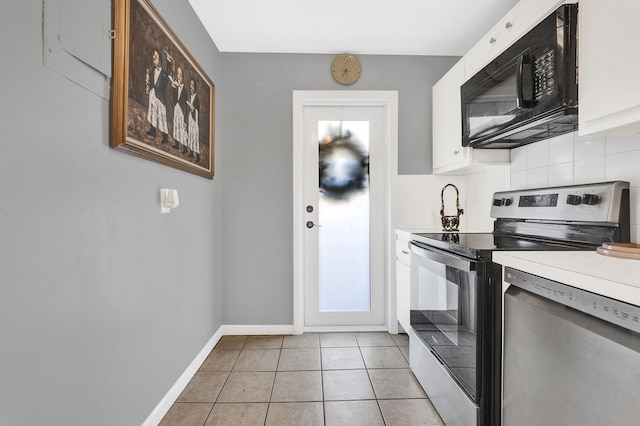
306,205,314,213
306,221,321,228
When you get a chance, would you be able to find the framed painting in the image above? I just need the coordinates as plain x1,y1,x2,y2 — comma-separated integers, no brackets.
111,0,214,179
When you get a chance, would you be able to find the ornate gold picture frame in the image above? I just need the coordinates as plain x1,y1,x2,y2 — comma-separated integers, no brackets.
111,0,214,179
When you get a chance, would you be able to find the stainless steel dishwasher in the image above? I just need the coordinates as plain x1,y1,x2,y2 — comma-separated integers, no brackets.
503,267,640,425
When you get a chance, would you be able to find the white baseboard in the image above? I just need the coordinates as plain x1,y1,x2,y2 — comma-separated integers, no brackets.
141,324,296,425
303,325,388,333
218,324,296,335
141,328,223,426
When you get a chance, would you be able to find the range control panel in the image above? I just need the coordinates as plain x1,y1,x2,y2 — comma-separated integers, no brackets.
490,181,629,223
505,267,640,334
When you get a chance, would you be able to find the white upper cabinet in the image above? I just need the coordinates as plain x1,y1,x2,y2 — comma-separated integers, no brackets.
578,0,640,136
432,60,465,173
432,59,510,174
432,59,509,175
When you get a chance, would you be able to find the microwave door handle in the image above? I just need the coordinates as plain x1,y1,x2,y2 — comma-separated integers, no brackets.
516,54,534,108
410,242,475,272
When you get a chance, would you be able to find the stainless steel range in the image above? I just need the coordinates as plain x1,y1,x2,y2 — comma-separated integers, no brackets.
408,181,630,426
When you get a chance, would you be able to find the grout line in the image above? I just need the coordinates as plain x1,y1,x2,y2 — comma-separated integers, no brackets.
319,334,327,425
361,345,387,426
266,336,284,424
209,342,239,409
185,338,243,426
200,403,215,426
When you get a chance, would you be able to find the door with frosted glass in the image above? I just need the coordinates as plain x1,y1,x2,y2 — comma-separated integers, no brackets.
303,106,385,328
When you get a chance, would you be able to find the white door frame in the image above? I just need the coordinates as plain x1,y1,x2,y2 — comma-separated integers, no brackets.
292,90,399,334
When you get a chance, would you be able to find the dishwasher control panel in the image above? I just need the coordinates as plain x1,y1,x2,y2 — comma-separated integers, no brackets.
505,267,640,334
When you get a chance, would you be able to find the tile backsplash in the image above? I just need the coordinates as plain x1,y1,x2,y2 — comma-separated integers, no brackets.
394,174,468,230
396,133,639,242
509,132,640,242
395,167,510,232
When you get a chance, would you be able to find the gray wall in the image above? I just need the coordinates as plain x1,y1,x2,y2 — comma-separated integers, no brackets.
0,1,459,421
0,1,222,425
220,53,458,324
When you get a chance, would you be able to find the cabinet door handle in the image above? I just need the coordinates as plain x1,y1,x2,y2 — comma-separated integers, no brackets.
453,149,460,155
505,22,513,30
489,37,497,44
402,250,409,254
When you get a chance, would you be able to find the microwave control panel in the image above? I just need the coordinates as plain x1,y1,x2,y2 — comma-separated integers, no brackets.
534,49,555,100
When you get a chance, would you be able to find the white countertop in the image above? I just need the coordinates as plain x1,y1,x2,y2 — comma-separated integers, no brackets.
396,228,444,234
493,251,640,307
396,227,492,238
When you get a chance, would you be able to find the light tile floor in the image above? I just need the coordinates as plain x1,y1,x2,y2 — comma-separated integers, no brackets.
159,332,445,426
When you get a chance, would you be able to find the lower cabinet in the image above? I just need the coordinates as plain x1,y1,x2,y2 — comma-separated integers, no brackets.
396,230,411,332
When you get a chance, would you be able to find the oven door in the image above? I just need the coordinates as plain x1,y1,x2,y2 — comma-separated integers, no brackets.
409,242,482,401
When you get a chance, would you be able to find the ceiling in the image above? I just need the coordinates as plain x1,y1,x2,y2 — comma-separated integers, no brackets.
188,0,521,56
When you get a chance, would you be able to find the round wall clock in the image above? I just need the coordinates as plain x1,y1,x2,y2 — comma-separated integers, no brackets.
331,53,361,85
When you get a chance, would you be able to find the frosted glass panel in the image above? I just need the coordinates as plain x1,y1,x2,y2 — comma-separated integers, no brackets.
318,121,370,312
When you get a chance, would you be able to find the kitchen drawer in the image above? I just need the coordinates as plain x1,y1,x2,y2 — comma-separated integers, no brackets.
396,240,410,266
409,329,478,426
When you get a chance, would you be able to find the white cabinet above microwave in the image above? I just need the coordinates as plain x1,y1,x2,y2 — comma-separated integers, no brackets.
463,0,568,80
578,0,640,137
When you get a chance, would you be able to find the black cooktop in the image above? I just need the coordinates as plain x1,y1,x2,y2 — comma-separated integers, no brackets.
411,232,598,260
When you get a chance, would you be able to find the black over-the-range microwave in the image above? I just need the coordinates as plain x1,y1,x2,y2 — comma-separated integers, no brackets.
461,4,578,149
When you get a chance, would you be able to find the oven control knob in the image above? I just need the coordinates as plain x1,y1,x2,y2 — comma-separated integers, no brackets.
493,198,503,206
503,198,513,206
566,194,582,205
582,194,600,205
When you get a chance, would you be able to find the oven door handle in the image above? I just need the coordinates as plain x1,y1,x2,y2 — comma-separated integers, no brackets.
410,242,476,272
